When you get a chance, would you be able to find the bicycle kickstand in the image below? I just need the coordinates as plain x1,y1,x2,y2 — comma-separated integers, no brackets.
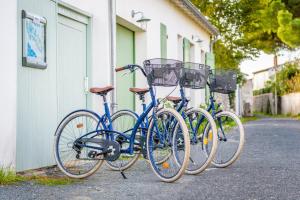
119,165,127,179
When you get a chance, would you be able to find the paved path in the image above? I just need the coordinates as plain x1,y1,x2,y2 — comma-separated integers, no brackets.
1,117,300,200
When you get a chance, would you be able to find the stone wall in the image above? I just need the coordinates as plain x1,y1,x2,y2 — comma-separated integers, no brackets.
215,93,231,111
253,92,300,115
253,93,277,114
281,93,300,115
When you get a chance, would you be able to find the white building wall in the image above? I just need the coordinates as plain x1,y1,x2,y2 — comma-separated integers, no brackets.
253,69,276,90
57,0,212,112
0,0,17,168
0,0,213,170
61,0,112,113
253,72,267,90
116,0,211,109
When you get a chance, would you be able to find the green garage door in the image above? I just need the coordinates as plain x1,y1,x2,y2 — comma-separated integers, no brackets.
116,24,135,110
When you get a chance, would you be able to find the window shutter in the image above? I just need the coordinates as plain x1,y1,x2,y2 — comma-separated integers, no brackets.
205,52,215,70
183,38,190,62
160,23,167,58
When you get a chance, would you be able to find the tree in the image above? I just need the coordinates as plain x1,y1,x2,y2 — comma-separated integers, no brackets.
213,40,244,69
191,0,300,67
191,0,300,113
240,0,288,54
238,0,300,114
191,0,260,69
277,10,300,48
283,0,300,17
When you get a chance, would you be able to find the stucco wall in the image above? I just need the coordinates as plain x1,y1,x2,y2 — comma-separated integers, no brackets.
61,0,111,113
61,0,212,111
253,70,275,91
15,0,111,171
281,93,300,115
0,0,17,168
1,0,213,170
116,0,211,109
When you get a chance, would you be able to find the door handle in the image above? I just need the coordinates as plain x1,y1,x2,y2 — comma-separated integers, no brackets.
84,77,89,94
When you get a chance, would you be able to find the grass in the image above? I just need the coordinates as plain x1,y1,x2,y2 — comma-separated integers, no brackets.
254,112,300,120
240,116,258,123
0,168,77,186
0,168,25,185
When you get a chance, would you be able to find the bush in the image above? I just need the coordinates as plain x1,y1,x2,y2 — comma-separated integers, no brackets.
285,73,300,94
275,62,300,95
254,61,300,96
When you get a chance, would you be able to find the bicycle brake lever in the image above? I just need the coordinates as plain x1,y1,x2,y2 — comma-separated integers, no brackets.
121,71,130,77
131,67,138,73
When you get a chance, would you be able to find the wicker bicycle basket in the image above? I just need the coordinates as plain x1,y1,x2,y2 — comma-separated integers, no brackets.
143,58,182,87
209,69,237,94
180,63,210,89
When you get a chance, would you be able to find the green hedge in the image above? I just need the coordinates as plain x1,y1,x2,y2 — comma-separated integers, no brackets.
253,87,272,96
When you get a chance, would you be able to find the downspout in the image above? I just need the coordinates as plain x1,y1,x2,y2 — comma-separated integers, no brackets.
109,0,117,112
209,35,218,54
206,35,218,104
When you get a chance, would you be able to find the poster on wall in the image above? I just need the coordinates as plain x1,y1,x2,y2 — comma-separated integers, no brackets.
22,10,47,69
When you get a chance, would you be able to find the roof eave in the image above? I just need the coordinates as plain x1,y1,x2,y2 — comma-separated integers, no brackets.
170,0,219,36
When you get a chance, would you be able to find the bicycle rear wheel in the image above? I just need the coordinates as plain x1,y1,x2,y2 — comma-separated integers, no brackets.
54,111,104,178
205,111,245,168
105,110,140,171
147,108,190,182
184,108,218,175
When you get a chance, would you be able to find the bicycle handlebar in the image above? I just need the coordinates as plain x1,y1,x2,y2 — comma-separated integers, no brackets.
115,67,125,72
115,65,131,72
115,64,147,77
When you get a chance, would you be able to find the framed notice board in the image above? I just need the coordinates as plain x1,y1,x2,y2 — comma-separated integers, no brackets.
22,10,47,69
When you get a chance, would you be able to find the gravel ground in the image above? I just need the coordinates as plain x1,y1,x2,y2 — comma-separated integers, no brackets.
1,117,300,200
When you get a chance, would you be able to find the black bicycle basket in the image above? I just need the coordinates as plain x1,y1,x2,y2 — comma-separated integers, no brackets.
209,69,237,94
143,58,182,87
180,62,210,89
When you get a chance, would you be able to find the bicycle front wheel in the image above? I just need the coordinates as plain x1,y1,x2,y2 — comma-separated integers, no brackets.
147,108,190,183
184,108,218,175
205,111,245,168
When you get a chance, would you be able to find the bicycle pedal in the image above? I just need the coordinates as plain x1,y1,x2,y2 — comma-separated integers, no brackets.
88,151,98,158
141,149,148,159
133,146,141,151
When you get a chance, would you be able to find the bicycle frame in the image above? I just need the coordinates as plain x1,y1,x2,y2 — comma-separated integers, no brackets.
206,87,228,140
174,86,208,143
73,86,159,155
173,84,226,142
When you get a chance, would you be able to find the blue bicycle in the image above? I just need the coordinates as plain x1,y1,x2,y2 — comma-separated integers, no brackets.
166,67,245,168
54,59,191,182
110,62,219,175
173,62,218,174
204,69,245,168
